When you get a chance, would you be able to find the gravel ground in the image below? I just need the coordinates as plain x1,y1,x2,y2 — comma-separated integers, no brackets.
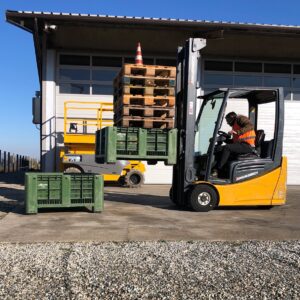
0,241,299,299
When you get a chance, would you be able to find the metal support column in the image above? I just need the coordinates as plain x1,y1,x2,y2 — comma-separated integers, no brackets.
172,38,206,206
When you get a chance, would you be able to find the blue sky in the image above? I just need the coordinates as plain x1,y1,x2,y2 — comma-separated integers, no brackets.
1,0,300,158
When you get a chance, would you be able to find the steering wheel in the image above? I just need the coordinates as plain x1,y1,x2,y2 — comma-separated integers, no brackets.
218,130,231,139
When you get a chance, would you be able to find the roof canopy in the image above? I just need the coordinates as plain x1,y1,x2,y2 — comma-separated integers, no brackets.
6,10,300,35
6,10,300,82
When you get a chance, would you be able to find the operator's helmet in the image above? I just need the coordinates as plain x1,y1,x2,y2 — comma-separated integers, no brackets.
225,112,237,126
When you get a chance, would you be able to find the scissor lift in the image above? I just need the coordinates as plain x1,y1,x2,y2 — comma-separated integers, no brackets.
60,101,145,187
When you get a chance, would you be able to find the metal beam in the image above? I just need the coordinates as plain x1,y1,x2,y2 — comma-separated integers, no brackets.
33,18,42,81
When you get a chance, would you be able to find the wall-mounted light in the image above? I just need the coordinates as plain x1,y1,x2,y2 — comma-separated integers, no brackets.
44,23,57,32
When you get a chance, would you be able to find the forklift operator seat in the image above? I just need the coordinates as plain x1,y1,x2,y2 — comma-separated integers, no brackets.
254,130,266,155
228,129,271,181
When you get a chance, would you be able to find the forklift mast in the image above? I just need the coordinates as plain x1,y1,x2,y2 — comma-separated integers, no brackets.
172,38,206,206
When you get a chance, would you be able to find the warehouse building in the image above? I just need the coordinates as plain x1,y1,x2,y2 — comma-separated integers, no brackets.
6,10,300,184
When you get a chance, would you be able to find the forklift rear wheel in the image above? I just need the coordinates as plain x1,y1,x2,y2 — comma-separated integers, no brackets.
124,169,144,188
189,184,218,212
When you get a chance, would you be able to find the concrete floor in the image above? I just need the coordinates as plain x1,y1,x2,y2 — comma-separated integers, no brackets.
0,173,299,242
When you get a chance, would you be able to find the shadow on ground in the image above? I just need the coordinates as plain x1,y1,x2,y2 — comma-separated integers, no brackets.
104,190,274,212
0,173,297,216
0,187,24,214
104,191,177,209
0,172,25,185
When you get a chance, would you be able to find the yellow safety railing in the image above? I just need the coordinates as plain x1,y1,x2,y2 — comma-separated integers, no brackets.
64,101,114,144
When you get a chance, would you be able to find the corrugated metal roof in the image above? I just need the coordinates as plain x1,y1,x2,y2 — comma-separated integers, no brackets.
6,10,300,30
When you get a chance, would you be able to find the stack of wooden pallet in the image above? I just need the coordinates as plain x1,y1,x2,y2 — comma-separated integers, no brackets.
113,64,176,129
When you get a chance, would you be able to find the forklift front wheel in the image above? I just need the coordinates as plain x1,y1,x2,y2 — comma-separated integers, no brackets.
189,184,218,212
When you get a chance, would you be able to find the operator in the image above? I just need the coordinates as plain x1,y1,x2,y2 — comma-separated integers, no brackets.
214,112,256,175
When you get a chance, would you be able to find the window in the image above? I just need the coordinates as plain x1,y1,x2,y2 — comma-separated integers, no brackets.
204,60,233,72
292,77,300,88
220,97,249,133
293,65,300,74
292,91,300,101
203,59,299,101
257,102,276,141
92,56,122,67
235,62,262,73
92,84,113,95
60,55,90,66
264,63,291,74
92,69,119,81
195,92,225,155
58,53,174,96
124,57,154,65
284,91,292,101
58,54,122,95
234,75,263,86
59,69,90,81
124,57,135,64
60,83,89,94
204,74,233,85
264,76,291,87
156,58,176,66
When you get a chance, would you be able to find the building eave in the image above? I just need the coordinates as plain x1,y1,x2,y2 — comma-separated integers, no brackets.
6,10,300,35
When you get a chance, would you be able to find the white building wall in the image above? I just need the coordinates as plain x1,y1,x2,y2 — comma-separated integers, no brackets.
283,102,300,185
41,49,56,172
47,52,300,184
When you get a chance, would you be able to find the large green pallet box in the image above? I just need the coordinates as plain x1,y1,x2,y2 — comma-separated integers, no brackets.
95,127,177,165
25,173,104,214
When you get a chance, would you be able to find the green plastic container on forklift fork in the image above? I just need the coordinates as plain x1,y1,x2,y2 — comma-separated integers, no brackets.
25,173,104,214
95,127,177,165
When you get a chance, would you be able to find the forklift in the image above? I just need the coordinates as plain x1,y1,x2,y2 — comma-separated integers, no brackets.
171,38,287,211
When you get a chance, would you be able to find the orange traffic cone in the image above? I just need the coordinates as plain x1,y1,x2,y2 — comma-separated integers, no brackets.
135,42,143,65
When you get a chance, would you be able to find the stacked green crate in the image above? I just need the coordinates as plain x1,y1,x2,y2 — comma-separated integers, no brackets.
95,127,177,165
25,173,104,214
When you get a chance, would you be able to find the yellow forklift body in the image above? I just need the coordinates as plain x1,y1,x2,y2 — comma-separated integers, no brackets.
195,157,287,206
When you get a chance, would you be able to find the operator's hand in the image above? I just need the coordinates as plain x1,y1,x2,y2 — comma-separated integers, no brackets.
228,130,237,135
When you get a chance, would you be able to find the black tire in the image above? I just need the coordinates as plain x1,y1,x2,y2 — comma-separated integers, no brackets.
118,176,126,186
64,166,83,173
188,184,218,212
169,186,188,208
124,169,144,188
169,186,176,204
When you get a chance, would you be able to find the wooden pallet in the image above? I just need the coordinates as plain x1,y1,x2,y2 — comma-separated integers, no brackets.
114,85,175,97
114,75,176,89
114,95,176,108
119,64,176,78
115,116,174,129
115,105,175,119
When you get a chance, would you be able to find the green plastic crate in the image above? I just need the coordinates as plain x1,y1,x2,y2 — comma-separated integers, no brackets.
95,127,177,165
25,173,104,214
